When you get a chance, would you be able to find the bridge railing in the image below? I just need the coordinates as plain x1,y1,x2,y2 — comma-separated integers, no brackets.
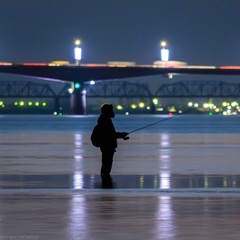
1,80,240,99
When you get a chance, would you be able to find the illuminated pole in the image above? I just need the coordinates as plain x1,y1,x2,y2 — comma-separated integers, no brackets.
160,41,169,64
74,39,82,65
71,39,86,114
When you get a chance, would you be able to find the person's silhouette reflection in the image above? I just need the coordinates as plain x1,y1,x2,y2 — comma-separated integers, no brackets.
101,175,114,188
96,104,129,180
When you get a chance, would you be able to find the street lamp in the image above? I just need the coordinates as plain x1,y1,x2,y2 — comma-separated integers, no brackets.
74,39,82,65
160,40,169,63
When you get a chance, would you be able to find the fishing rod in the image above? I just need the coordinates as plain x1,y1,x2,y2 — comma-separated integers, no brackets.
128,112,183,134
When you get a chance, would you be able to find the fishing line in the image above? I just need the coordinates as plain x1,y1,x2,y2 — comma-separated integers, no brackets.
128,112,182,134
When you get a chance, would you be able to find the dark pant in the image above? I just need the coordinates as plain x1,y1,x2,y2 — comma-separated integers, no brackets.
100,148,115,176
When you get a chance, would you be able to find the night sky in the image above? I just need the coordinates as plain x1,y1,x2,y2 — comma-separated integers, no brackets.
1,0,240,67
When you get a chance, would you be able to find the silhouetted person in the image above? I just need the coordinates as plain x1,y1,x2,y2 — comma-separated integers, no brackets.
97,104,129,179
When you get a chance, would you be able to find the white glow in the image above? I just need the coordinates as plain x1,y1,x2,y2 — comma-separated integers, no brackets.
156,196,175,239
73,171,83,189
90,80,95,85
161,48,169,62
160,172,170,189
68,194,88,239
159,134,171,189
74,133,83,173
74,47,82,60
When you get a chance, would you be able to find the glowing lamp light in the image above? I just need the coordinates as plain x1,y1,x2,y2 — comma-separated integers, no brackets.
131,104,137,109
90,80,95,85
74,83,81,89
161,48,169,62
75,39,81,46
152,98,158,105
188,102,193,107
116,105,123,110
139,102,145,108
160,41,167,48
194,103,199,108
160,41,169,62
68,88,74,94
74,47,82,61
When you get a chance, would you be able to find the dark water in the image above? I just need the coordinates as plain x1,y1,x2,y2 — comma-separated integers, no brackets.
0,114,240,239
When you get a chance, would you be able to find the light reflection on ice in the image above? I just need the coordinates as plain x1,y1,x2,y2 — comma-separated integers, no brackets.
73,134,83,189
68,194,89,239
156,196,176,239
159,134,171,189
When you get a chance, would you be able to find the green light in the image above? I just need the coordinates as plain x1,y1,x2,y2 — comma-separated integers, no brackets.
14,102,18,106
74,83,81,89
19,101,24,106
42,102,47,107
208,112,213,116
152,98,158,105
28,101,33,106
35,102,39,106
0,101,3,106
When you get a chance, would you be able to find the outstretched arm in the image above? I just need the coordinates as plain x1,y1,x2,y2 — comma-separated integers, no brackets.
116,132,129,140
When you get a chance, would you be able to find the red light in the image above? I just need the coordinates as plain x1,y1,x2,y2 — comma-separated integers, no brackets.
219,66,240,70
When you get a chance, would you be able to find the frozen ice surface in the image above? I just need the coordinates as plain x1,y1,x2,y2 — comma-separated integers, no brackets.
0,115,240,239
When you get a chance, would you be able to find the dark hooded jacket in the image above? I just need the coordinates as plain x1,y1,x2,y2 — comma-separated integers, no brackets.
97,114,122,149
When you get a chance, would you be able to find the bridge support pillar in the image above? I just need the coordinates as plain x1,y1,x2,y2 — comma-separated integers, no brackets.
70,84,86,115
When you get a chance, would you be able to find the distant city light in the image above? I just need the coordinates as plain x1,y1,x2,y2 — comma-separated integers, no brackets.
152,98,158,105
194,103,199,107
90,80,95,85
131,104,137,109
116,105,123,110
139,102,145,108
74,83,81,89
188,102,193,107
68,88,74,93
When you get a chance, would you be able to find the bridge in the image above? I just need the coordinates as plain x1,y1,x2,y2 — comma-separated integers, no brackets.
1,80,240,113
1,64,240,114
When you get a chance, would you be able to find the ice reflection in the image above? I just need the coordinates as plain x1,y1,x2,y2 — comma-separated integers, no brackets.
73,171,83,189
159,134,171,189
73,134,83,189
156,196,175,239
68,194,89,239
